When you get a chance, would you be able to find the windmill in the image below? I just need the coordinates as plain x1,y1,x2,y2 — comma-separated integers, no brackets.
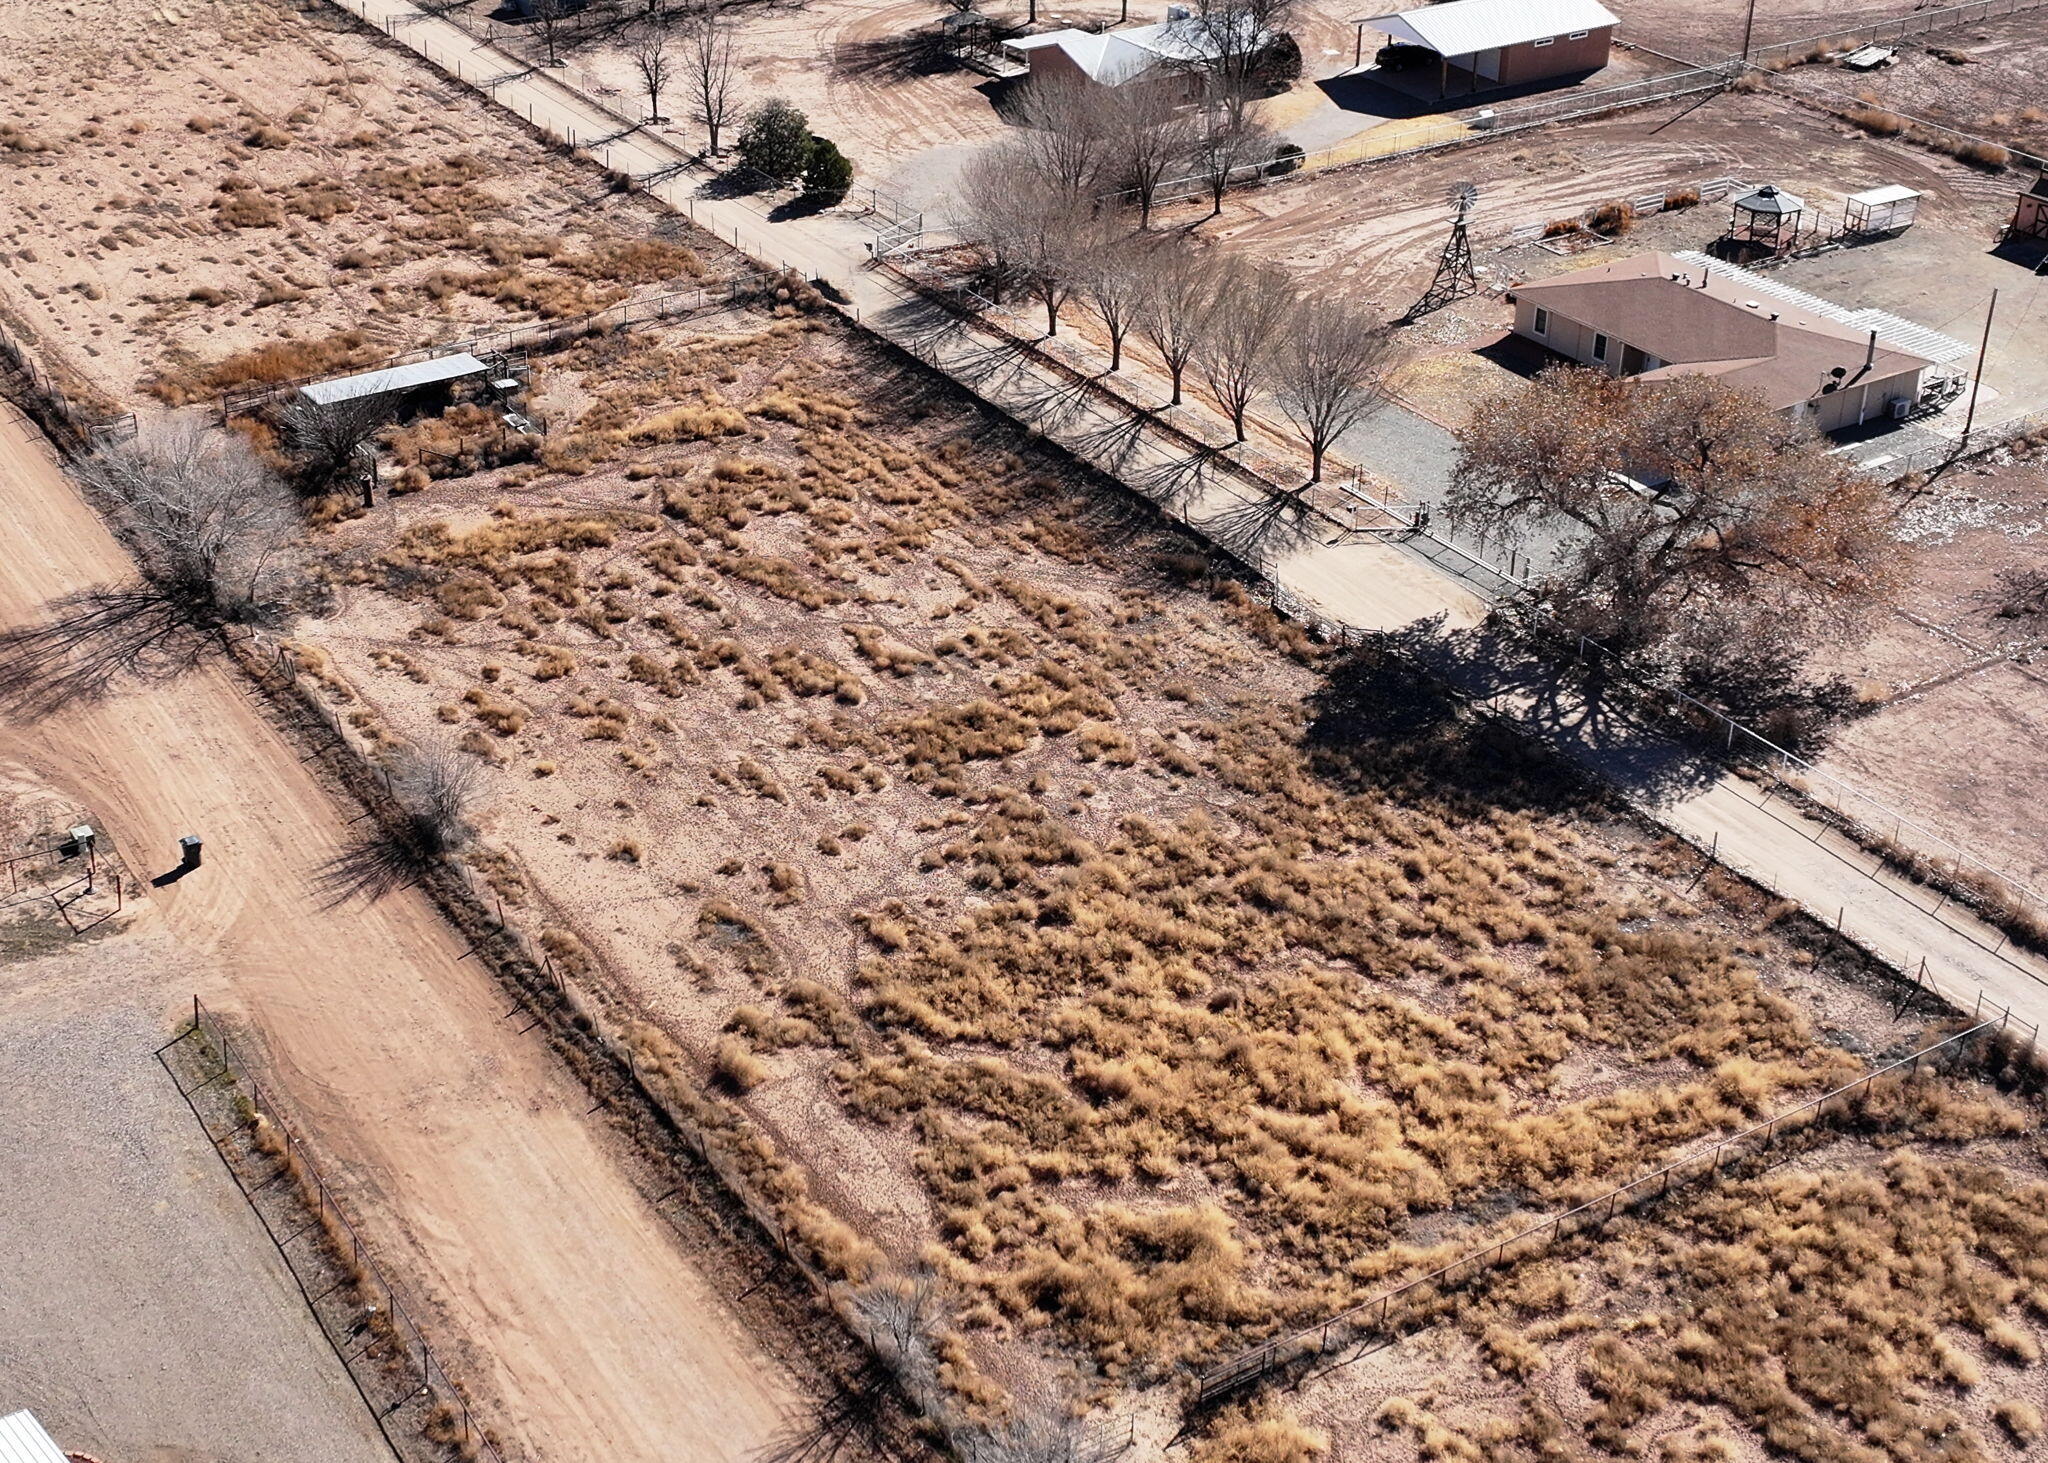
1402,183,1479,323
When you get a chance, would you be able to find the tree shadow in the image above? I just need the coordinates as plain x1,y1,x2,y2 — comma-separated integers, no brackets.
1196,483,1323,565
750,1359,898,1463
1368,617,1729,809
0,586,231,718
827,30,967,83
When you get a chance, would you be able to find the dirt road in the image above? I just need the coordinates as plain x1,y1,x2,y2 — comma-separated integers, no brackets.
0,402,797,1461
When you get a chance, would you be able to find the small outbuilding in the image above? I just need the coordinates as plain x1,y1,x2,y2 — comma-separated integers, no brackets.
0,1411,70,1463
2012,170,2048,240
1353,0,1618,96
1844,184,1921,236
296,352,493,419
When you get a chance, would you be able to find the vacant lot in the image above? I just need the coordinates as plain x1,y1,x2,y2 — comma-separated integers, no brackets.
1612,0,2021,61
282,293,2047,1451
0,0,729,409
1770,18,2048,160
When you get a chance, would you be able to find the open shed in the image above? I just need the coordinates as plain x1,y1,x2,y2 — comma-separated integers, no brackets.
298,352,492,412
1844,185,1921,236
1353,0,1618,96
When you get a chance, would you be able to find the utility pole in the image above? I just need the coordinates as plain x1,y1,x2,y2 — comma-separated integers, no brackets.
1959,288,1998,450
1740,0,1759,58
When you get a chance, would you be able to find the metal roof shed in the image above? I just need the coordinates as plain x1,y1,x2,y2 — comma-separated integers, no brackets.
1845,184,1921,235
1356,0,1618,56
298,353,489,408
0,1411,69,1463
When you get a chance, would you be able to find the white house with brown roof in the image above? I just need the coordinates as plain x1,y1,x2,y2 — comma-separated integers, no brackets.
1508,252,1935,433
1003,14,1227,94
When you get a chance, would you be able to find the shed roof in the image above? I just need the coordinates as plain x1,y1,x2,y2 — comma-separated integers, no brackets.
1355,0,1617,55
1514,251,1936,410
1004,16,1234,81
299,353,489,407
0,1412,68,1463
1846,184,1921,207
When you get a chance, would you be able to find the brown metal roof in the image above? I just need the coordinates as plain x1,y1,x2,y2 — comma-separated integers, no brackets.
1514,252,1934,409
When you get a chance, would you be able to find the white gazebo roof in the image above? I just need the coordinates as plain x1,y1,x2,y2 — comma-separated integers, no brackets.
1355,0,1618,56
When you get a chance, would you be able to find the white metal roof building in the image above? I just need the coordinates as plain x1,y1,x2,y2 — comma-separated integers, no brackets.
297,352,490,408
1003,17,1225,85
1359,0,1618,54
0,1411,69,1463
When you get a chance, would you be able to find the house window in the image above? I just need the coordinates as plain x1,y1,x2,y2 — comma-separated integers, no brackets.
1532,307,1550,336
1532,36,1555,46
1567,29,1588,38
1592,333,1610,362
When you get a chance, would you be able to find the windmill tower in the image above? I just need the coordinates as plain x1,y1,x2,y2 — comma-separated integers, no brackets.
1403,183,1479,322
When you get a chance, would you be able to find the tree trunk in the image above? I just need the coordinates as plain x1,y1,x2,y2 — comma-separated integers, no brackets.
1169,366,1183,405
1109,333,1122,372
1045,295,1059,335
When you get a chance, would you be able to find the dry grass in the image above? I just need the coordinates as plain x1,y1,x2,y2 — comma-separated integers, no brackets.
295,312,2040,1439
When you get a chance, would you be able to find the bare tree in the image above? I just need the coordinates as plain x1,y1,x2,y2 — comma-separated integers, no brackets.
316,745,479,904
1175,0,1297,128
278,392,389,498
1076,223,1145,371
956,141,1091,334
1195,257,1290,441
0,428,298,710
1009,74,1120,199
531,0,571,67
1272,298,1392,481
634,28,673,123
1134,242,1218,406
1191,112,1269,217
1447,367,1906,653
1099,81,1198,226
686,5,742,156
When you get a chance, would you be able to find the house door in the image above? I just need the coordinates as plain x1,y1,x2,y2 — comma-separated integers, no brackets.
1473,47,1502,80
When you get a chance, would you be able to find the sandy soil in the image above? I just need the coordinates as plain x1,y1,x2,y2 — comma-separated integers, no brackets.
0,928,394,1463
1769,17,2048,158
1817,454,2048,893
0,0,722,409
1180,87,2022,308
1612,0,2013,61
0,401,800,1463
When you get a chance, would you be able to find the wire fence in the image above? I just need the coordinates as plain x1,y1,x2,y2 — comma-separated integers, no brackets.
0,316,136,451
159,999,511,1463
1191,1009,2033,1405
1746,0,2048,66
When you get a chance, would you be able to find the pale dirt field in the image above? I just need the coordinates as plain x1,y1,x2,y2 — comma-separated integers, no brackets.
0,0,726,410
1816,455,2048,894
1769,16,2048,158
0,401,800,1463
0,923,395,1463
282,297,2048,1454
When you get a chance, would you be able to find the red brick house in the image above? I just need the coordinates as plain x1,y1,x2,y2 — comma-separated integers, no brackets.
1355,0,1617,96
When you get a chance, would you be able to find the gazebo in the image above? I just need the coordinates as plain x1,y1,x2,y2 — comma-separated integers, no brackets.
1726,184,1806,255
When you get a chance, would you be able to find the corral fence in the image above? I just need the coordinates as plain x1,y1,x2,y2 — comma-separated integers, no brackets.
0,831,126,933
1746,0,2048,67
0,317,136,452
216,275,767,422
159,998,510,1463
1191,1010,2032,1407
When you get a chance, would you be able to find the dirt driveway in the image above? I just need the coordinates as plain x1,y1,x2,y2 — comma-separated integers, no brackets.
0,403,797,1463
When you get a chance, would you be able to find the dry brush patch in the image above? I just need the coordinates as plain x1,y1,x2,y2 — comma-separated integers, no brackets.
295,311,2013,1427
